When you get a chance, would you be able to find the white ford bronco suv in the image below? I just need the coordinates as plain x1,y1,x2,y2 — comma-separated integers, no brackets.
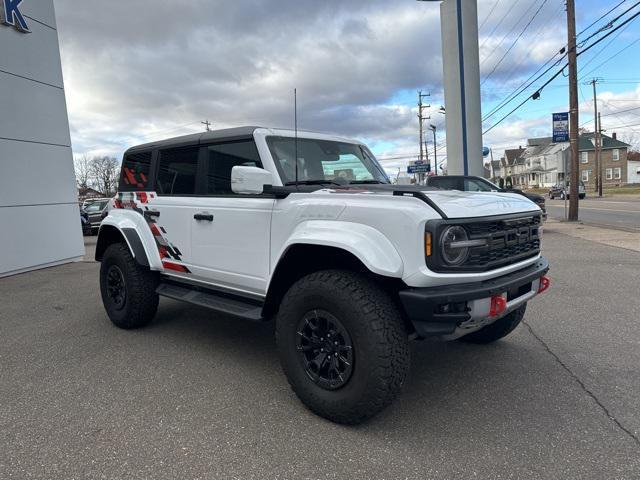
97,126,550,424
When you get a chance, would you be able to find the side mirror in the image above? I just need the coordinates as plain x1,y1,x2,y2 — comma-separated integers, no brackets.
231,166,273,195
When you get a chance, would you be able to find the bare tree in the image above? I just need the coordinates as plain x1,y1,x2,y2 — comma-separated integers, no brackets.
619,132,640,150
89,156,120,196
74,154,92,189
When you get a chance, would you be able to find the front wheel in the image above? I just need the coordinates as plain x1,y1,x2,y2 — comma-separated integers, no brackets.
100,243,159,329
276,270,409,425
458,304,527,344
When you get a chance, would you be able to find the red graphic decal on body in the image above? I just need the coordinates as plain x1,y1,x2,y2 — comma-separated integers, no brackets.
114,192,192,274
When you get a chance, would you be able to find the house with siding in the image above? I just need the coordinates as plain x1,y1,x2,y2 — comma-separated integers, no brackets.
493,132,630,189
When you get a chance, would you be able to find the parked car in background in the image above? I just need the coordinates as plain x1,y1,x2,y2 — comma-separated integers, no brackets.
82,198,110,234
425,175,547,218
548,181,586,200
80,210,92,236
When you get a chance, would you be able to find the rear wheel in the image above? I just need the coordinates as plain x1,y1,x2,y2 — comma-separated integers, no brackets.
276,270,410,425
458,304,527,344
100,243,159,329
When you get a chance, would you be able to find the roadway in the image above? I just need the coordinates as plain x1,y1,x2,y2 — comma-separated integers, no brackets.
1,234,639,479
546,196,640,231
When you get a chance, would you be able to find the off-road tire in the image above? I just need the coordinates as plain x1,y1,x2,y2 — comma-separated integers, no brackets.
458,304,527,344
100,243,159,329
276,270,410,425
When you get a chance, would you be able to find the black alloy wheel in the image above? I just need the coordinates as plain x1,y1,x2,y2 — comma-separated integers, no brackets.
106,265,126,310
296,310,354,390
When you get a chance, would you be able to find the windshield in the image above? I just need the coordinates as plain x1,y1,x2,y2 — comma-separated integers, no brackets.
266,137,390,185
85,201,108,212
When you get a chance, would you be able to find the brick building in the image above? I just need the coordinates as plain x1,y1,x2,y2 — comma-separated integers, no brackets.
578,133,630,188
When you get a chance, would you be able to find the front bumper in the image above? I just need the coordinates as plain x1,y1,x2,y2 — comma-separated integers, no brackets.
399,258,549,338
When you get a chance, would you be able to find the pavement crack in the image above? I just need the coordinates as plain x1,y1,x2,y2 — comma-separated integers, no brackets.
523,320,640,448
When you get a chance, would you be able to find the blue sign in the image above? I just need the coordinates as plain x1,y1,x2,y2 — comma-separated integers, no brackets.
553,112,569,143
408,164,431,174
482,146,490,157
0,0,30,33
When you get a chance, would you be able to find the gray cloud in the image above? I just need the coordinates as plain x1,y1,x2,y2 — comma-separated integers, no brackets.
55,0,597,173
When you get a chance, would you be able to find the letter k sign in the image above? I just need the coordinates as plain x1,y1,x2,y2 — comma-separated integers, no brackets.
1,0,31,33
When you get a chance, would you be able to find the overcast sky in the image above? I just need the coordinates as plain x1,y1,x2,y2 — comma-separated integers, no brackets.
56,0,640,175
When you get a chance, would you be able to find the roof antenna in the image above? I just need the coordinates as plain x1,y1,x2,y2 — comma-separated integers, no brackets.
294,88,299,190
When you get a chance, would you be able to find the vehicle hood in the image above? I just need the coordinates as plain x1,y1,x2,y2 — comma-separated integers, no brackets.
416,189,540,218
324,185,541,219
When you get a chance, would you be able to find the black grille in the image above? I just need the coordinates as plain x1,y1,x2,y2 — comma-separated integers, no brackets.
427,214,542,273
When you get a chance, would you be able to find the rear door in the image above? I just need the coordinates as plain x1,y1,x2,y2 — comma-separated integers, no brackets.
151,146,201,276
189,140,274,296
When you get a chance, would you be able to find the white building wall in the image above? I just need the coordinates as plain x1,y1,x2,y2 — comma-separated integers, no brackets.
628,161,640,184
0,1,84,277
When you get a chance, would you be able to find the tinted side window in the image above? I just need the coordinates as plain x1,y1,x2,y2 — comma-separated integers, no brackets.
464,178,492,192
120,151,152,191
206,140,262,195
157,147,200,195
430,177,460,190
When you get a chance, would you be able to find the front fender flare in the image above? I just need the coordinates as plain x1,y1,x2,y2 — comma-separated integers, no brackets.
97,210,163,270
278,220,404,278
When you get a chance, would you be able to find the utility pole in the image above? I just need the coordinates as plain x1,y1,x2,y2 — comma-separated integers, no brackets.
566,0,579,221
430,124,438,176
590,78,602,197
598,111,603,197
201,120,212,132
417,91,430,163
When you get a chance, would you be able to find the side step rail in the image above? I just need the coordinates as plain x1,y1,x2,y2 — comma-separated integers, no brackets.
156,281,264,321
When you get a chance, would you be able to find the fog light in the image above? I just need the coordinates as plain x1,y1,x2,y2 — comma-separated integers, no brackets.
489,295,507,317
538,276,551,294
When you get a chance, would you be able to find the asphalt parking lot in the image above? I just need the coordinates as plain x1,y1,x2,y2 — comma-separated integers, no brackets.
1,231,639,479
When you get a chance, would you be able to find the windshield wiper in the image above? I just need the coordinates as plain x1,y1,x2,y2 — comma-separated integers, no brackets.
348,180,386,185
285,180,344,186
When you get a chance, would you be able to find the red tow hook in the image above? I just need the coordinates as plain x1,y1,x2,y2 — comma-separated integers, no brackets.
537,276,551,294
489,295,507,317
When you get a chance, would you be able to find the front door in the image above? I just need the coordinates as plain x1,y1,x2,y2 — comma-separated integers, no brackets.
189,140,274,296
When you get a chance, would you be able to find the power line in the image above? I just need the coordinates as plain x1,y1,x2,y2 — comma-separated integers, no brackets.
483,51,566,121
577,0,627,37
483,4,640,134
481,0,550,86
577,0,640,47
483,0,638,122
478,0,502,33
479,0,523,50
580,35,640,79
497,1,566,87
480,0,538,67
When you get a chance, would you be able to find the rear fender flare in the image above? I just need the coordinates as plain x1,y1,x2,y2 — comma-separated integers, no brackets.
97,210,163,270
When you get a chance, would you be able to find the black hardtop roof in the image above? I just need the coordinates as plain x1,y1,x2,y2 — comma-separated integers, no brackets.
125,126,261,154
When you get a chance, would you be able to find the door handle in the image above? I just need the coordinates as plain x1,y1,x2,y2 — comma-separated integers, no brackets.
144,210,160,219
194,213,214,222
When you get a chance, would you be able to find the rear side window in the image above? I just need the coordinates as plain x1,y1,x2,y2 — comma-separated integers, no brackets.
430,177,460,190
120,151,152,191
464,178,492,192
205,140,262,195
157,147,200,195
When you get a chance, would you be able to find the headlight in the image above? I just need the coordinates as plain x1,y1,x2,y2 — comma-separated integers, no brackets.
440,226,470,266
